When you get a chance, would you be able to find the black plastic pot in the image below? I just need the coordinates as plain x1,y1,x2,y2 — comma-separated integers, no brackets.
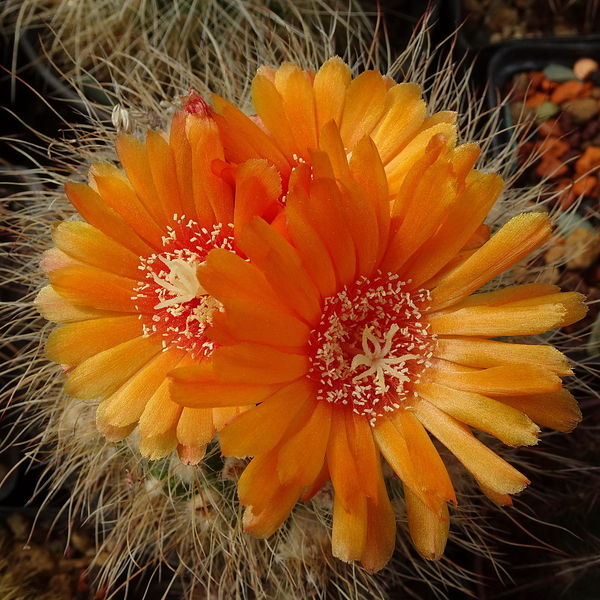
451,0,600,82
486,38,600,148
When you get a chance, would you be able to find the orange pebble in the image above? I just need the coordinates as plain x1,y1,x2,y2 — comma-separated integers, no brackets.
535,136,570,157
538,118,564,137
575,145,600,175
540,78,558,92
536,155,569,179
559,188,577,210
529,71,545,89
573,175,597,196
551,80,586,104
525,92,549,108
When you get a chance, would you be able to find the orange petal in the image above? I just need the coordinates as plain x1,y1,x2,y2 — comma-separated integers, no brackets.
238,451,280,514
434,337,573,376
252,70,300,162
65,335,161,400
145,129,184,220
198,248,281,307
212,343,309,385
91,163,166,248
35,286,120,324
45,315,143,365
168,110,198,222
176,406,215,465
274,63,318,155
382,159,458,273
49,265,137,313
360,460,396,573
99,347,186,428
285,182,338,299
277,400,332,486
313,57,351,133
404,486,449,561
332,487,368,563
373,416,445,513
139,430,179,461
417,381,540,447
304,177,356,287
494,389,581,433
348,135,390,264
339,70,387,150
169,362,280,408
211,94,291,179
318,120,351,180
138,379,183,439
385,123,456,194
52,221,141,279
243,483,303,538
115,134,169,227
390,407,456,503
237,217,322,323
411,398,530,496
429,212,552,311
233,159,282,241
371,83,426,165
64,181,154,257
346,412,379,501
219,379,315,457
223,297,310,348
427,361,562,396
327,408,361,511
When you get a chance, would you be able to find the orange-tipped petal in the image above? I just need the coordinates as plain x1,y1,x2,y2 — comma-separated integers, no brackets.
404,486,449,561
332,489,368,563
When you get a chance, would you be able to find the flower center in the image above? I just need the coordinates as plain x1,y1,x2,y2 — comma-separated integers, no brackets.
133,216,234,358
307,273,435,426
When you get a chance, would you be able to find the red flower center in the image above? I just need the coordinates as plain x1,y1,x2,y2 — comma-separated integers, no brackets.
307,273,435,426
133,216,234,358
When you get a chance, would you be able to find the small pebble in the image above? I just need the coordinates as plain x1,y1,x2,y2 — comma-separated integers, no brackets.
544,63,578,83
574,58,599,81
545,245,565,265
562,97,600,124
536,101,560,122
564,227,600,270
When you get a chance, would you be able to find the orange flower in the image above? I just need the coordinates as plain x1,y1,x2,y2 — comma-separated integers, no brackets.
169,127,585,571
211,57,456,195
36,92,284,464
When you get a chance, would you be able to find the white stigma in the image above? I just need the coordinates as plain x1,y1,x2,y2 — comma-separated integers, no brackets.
351,324,417,395
152,256,207,309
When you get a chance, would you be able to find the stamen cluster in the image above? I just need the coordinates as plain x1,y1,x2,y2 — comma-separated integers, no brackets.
308,272,435,425
133,216,234,357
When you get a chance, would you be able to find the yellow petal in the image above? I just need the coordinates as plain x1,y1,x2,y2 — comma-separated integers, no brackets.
65,335,161,400
411,398,530,496
332,489,368,563
427,360,562,396
495,389,581,433
46,315,143,365
404,486,449,561
430,212,552,311
418,381,540,446
434,337,573,376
